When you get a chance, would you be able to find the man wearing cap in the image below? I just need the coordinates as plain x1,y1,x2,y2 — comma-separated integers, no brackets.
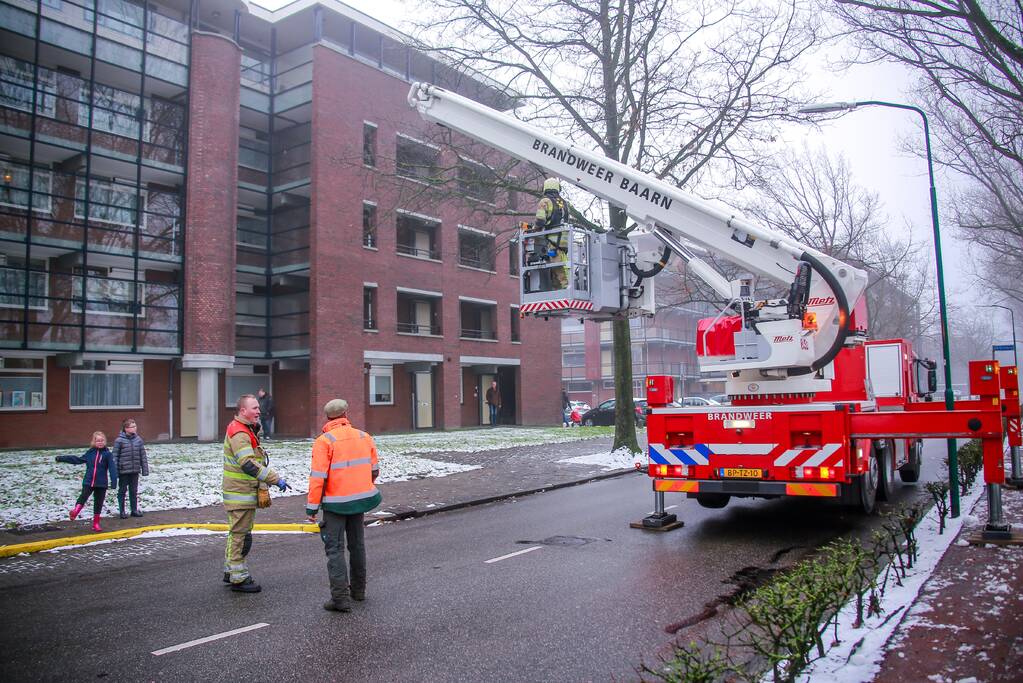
306,399,381,612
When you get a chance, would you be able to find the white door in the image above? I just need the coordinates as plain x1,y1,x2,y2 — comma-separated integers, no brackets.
180,370,198,438
414,372,434,429
414,301,432,334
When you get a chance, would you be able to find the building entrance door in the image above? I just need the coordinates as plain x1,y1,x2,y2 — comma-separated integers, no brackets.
478,373,495,425
180,370,198,438
413,371,434,429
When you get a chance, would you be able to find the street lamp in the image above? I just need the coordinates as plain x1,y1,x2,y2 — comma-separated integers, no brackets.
797,99,962,516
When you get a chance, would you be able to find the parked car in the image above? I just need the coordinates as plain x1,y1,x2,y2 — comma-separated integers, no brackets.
569,400,591,413
709,393,730,405
679,396,721,407
579,398,647,426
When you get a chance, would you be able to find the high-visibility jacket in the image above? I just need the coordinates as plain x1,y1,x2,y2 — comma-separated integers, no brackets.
223,418,279,510
306,417,382,516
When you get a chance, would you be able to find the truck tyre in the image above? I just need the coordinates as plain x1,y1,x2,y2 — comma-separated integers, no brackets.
847,448,879,515
877,440,896,501
696,493,730,509
899,440,923,483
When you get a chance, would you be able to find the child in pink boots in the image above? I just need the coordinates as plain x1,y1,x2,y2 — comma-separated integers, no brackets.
56,431,118,532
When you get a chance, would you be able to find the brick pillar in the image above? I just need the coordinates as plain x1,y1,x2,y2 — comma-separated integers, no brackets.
308,45,366,434
438,358,462,429
182,31,241,440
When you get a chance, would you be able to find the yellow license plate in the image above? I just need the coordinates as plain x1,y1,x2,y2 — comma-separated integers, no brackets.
721,468,762,478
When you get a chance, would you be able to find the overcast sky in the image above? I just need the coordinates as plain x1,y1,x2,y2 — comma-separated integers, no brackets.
252,0,978,311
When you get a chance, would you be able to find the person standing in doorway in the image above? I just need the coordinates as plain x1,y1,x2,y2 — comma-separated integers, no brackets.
222,394,288,593
306,399,381,613
485,380,501,426
257,388,275,440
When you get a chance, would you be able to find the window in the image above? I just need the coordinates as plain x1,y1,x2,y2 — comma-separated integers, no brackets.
563,351,585,367
0,257,48,310
363,286,377,330
0,56,56,117
508,238,520,276
0,163,52,213
72,267,144,316
362,122,377,167
457,158,497,203
362,202,377,249
224,366,270,407
85,0,145,39
510,306,520,342
0,357,46,411
396,135,439,183
75,180,141,226
458,227,495,271
79,83,143,139
70,360,143,409
396,212,440,260
369,366,393,405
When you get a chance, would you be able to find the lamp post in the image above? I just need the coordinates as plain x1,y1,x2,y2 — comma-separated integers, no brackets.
984,303,1022,485
797,99,962,517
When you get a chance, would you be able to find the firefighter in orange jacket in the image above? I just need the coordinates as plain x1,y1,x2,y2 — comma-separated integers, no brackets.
306,398,381,612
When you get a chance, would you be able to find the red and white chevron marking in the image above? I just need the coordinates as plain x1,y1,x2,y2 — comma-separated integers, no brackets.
772,443,844,468
520,299,594,314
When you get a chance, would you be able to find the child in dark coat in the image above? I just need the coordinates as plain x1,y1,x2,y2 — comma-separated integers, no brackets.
56,431,118,532
112,418,149,518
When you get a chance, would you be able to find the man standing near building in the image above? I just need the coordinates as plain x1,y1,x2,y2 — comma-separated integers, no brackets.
256,387,275,439
485,379,502,426
223,394,288,593
306,399,381,613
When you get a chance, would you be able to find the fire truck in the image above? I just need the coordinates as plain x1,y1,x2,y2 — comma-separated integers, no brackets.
408,83,1013,530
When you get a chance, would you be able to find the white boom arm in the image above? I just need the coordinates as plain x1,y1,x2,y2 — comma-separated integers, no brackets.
408,83,869,384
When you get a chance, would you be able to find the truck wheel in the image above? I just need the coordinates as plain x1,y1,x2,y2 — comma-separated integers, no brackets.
877,440,896,501
696,493,730,509
848,448,879,515
899,440,923,483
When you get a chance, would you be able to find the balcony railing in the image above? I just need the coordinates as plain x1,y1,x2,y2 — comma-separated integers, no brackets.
397,321,441,336
460,327,496,340
396,243,440,260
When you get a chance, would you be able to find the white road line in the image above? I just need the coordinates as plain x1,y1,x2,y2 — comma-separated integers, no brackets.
665,505,678,510
151,623,269,656
484,546,542,564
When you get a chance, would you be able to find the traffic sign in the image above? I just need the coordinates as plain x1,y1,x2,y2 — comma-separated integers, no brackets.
993,344,1015,351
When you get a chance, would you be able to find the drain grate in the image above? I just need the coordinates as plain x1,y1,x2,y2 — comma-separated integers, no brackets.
517,535,599,547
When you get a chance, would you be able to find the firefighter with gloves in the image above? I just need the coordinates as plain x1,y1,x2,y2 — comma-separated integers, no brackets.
222,393,288,593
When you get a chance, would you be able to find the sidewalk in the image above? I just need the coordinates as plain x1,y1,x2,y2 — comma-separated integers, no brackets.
0,432,642,549
872,482,1023,682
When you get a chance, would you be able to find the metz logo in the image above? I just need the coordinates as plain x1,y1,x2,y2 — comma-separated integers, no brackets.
773,335,794,343
807,296,836,307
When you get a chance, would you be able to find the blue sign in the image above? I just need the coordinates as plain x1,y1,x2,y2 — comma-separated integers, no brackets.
993,344,1015,351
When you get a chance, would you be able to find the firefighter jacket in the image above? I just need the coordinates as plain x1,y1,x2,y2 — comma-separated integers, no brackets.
306,417,382,516
222,418,280,510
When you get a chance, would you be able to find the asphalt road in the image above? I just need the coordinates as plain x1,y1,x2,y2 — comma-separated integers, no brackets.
0,443,949,682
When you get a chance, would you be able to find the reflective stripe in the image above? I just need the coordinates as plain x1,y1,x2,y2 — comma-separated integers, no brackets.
330,457,372,469
234,446,255,458
223,492,257,503
310,471,328,479
256,467,269,482
323,433,337,443
223,470,255,481
322,488,380,503
306,504,320,511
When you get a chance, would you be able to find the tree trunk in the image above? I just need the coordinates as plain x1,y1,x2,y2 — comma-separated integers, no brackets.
611,317,640,452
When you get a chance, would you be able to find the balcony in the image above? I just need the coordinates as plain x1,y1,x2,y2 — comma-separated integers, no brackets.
458,227,495,271
396,289,442,337
396,212,440,262
460,298,496,341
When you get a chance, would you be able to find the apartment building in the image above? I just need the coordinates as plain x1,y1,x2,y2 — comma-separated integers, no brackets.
0,0,560,447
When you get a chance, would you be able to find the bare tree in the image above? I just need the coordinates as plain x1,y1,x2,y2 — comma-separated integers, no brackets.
829,0,1023,303
409,0,824,451
739,145,932,342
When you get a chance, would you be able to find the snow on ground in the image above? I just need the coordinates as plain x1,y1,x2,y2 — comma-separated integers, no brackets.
559,447,644,471
796,476,989,682
0,427,611,527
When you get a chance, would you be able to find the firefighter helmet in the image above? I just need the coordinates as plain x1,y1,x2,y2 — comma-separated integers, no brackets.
543,177,561,193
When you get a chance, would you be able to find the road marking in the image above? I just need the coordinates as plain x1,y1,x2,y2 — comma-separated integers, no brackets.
485,546,542,564
665,505,678,510
152,623,269,656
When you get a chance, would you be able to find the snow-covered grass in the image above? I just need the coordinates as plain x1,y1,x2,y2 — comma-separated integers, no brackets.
0,426,613,528
559,447,644,471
